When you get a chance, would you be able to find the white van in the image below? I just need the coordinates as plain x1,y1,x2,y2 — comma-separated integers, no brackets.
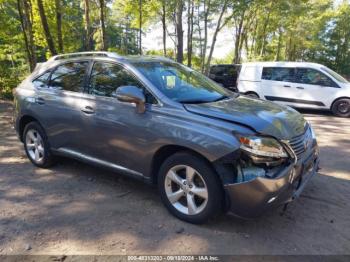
237,62,350,117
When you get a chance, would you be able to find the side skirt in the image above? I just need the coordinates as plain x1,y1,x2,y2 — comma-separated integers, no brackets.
265,96,325,106
53,148,151,183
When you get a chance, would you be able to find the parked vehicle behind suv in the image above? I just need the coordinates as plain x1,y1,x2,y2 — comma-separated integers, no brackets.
237,62,350,117
209,64,241,91
14,52,319,224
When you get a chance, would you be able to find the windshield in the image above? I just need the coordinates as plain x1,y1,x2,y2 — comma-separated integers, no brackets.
132,61,229,103
321,67,349,83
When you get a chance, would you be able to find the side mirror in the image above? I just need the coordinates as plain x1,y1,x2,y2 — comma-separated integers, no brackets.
115,86,146,114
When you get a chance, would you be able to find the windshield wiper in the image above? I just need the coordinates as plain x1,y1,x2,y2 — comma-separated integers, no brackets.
179,99,212,104
179,95,229,104
212,95,230,102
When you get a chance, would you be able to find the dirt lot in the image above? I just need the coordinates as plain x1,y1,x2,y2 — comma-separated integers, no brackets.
0,99,349,255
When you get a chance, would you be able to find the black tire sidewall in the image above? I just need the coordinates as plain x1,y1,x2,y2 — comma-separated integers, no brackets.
332,99,350,117
158,152,223,224
23,122,54,168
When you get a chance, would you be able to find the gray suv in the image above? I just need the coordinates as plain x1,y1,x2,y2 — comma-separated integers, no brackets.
13,52,319,224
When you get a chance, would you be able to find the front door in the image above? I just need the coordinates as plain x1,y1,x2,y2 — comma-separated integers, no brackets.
293,67,338,109
79,61,158,175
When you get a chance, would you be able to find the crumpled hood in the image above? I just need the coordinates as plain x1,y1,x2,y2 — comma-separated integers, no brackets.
184,96,307,140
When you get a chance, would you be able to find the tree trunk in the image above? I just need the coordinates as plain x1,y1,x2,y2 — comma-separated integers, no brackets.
99,0,107,50
55,0,63,53
84,0,92,50
275,28,282,61
22,0,36,71
187,0,194,67
17,0,35,71
205,0,228,74
176,0,184,63
37,0,57,56
139,0,142,54
201,0,211,72
161,0,167,56
233,10,245,64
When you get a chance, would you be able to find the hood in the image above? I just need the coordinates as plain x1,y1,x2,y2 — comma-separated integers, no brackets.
184,96,307,140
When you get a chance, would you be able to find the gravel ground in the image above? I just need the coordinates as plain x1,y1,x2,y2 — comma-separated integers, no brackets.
0,100,349,255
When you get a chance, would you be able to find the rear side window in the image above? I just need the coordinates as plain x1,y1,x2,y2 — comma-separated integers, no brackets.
50,61,89,92
32,71,51,89
262,67,295,82
295,68,337,87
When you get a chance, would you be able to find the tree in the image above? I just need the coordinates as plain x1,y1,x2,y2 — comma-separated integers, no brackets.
175,0,184,63
98,0,107,50
37,0,57,55
17,0,36,71
84,0,92,50
55,0,63,53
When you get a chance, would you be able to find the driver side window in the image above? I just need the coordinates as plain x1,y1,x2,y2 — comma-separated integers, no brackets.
89,62,156,103
295,68,337,87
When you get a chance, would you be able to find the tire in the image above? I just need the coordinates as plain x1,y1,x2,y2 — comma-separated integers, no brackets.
158,152,223,224
245,92,259,98
23,121,55,168
331,98,350,117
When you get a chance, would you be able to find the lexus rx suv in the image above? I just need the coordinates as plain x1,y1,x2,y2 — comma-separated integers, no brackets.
13,52,319,223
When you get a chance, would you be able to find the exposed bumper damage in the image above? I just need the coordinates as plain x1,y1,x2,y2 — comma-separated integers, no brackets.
224,144,319,218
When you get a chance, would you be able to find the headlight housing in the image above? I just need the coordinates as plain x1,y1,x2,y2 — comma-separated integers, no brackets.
237,135,288,158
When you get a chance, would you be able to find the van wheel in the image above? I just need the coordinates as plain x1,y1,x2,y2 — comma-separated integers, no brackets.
331,98,350,117
158,152,223,224
245,92,259,98
23,122,55,168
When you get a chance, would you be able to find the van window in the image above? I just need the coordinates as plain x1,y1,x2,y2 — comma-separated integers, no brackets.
296,68,338,87
262,67,295,82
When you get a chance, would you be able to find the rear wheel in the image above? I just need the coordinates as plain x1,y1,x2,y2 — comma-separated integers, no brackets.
158,152,223,224
23,122,55,168
245,92,259,98
331,98,350,117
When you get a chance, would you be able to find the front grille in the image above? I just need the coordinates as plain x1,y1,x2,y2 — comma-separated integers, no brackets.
288,126,312,160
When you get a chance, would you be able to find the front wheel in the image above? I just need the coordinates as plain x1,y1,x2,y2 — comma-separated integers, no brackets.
158,152,223,224
331,98,350,117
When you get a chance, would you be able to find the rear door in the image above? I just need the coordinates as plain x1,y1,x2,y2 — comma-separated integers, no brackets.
260,67,299,105
34,61,90,151
293,67,339,108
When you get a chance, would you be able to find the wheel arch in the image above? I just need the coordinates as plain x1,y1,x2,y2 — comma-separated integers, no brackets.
331,96,350,110
244,91,260,98
150,145,216,185
18,115,40,142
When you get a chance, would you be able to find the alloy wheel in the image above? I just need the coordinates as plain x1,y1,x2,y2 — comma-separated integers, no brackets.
25,129,45,164
164,165,208,215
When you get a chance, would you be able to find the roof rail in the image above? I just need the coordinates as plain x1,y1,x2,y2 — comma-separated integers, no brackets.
49,51,121,61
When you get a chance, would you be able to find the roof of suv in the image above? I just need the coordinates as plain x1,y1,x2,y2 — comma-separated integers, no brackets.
32,51,175,77
47,51,174,64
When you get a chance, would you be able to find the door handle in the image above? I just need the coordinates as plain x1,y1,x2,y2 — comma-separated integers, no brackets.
81,106,95,114
283,85,291,88
35,97,45,105
296,86,305,89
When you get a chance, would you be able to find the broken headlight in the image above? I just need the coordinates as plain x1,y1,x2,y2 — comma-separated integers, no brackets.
238,135,288,158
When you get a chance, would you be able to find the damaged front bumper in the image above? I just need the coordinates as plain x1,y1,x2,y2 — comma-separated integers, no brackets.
224,146,319,218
